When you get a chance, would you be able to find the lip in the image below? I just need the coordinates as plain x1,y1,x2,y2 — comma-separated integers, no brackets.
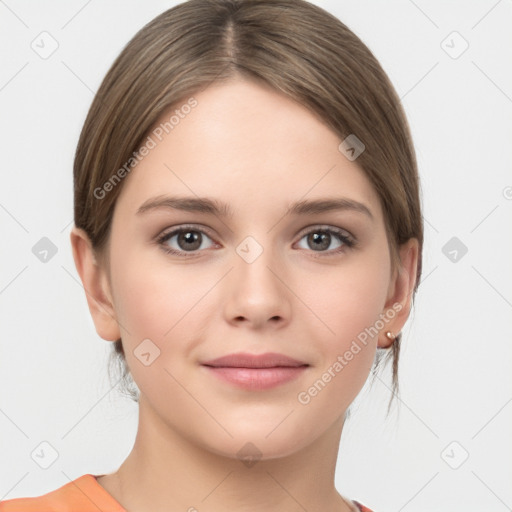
201,352,309,390
202,352,307,368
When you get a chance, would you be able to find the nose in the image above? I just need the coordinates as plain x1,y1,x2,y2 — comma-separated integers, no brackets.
223,243,291,330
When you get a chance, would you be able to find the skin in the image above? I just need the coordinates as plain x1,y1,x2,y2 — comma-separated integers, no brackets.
71,77,418,512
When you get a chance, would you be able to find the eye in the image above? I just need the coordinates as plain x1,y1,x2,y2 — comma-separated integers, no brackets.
157,225,217,256
295,226,356,254
156,224,356,258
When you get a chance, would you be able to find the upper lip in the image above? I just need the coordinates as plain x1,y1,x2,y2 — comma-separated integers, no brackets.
202,352,308,368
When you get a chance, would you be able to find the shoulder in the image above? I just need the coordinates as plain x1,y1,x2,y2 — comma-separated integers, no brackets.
352,500,375,512
0,474,125,512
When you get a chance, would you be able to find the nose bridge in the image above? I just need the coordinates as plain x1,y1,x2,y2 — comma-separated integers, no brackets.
223,234,291,325
234,234,282,295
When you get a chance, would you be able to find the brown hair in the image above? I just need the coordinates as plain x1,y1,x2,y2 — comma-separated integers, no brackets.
73,0,423,411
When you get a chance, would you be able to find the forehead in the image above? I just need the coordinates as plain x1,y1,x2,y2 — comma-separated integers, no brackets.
114,78,382,221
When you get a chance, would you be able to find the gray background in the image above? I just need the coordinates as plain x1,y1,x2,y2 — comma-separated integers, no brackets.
1,1,511,511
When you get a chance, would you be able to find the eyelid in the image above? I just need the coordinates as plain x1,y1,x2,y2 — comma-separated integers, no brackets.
155,224,220,256
156,224,354,242
155,223,357,257
295,223,354,240
156,223,217,240
294,223,357,249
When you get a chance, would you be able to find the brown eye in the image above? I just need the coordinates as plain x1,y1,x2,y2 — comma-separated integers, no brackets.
296,226,355,253
176,230,202,251
307,232,332,251
157,226,216,256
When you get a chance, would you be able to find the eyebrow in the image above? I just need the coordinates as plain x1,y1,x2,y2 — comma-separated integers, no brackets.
136,195,373,220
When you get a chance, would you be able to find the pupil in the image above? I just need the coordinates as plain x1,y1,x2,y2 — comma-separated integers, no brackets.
179,231,201,251
309,232,330,251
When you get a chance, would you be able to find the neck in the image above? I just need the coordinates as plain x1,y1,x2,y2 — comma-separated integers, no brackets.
98,394,355,512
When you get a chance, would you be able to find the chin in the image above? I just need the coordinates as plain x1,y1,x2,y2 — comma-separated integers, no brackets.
195,419,321,464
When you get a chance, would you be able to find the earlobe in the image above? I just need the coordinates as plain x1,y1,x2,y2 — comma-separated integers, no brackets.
384,331,396,343
69,226,121,342
378,238,419,348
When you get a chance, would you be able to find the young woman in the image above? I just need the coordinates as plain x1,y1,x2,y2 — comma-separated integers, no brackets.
0,1,422,510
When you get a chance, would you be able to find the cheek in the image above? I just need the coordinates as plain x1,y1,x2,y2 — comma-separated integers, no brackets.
109,263,202,397
110,231,213,329
293,266,388,417
109,249,217,363
294,252,390,395
300,253,390,343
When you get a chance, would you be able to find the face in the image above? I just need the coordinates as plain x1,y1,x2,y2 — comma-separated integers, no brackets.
79,78,413,460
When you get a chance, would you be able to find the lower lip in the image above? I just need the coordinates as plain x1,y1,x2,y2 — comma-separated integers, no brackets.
202,366,308,390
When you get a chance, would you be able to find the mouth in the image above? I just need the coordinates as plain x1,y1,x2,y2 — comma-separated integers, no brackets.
201,352,309,390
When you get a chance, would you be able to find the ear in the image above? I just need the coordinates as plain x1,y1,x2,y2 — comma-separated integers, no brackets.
378,238,420,348
70,226,121,342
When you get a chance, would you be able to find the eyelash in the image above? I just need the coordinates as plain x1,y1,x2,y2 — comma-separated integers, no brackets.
155,224,357,258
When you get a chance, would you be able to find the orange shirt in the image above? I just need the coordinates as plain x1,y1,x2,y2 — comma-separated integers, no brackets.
0,474,374,511
0,475,124,512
